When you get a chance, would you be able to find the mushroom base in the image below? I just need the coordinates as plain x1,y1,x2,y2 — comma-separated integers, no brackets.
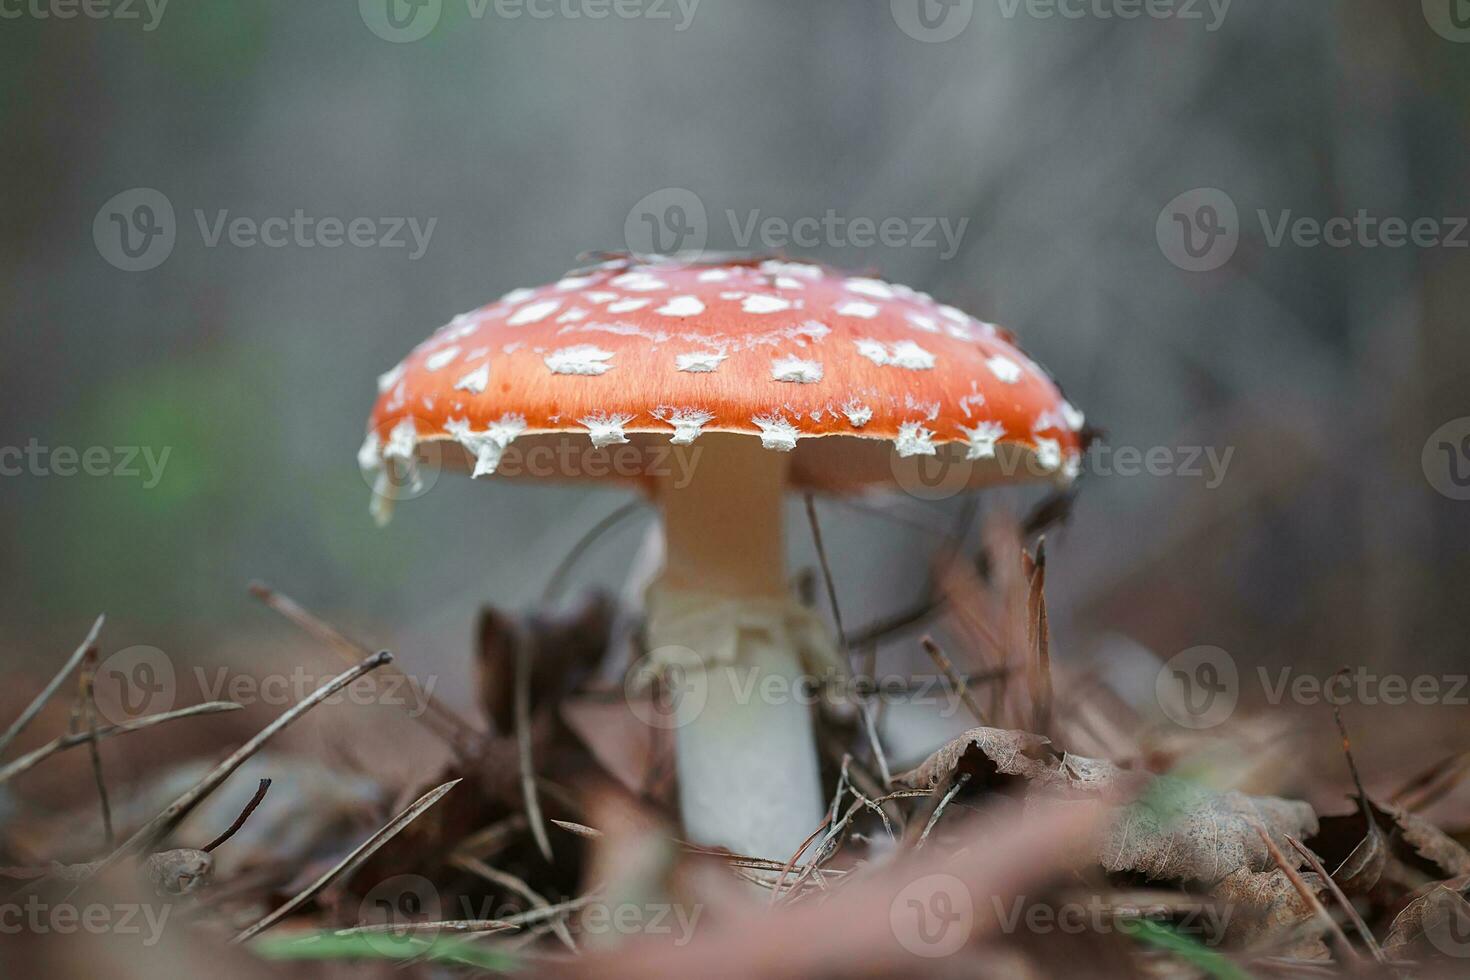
651,434,828,860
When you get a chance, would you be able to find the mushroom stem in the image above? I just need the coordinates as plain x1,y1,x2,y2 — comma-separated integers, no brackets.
652,435,827,860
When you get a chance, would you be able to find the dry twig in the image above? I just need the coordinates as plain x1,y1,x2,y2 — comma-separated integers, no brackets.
233,777,462,943
0,614,105,760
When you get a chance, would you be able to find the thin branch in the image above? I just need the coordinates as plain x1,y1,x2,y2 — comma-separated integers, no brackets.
99,652,394,872
803,495,846,648
248,582,476,748
514,626,553,862
917,773,970,848
1251,821,1360,964
77,649,113,848
233,777,462,944
921,636,987,725
1287,836,1385,964
540,499,648,605
0,615,105,760
452,855,576,952
203,778,272,853
0,702,241,784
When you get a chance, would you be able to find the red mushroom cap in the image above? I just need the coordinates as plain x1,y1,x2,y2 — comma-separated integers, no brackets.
361,256,1086,502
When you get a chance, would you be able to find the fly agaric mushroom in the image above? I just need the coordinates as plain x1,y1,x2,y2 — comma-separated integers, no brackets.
360,255,1086,860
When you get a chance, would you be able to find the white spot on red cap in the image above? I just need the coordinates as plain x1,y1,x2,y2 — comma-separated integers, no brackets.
454,363,490,394
962,421,1005,460
759,260,822,280
835,301,879,319
424,347,461,372
659,408,715,445
895,422,937,457
676,351,726,373
697,269,732,282
377,362,406,393
382,418,418,461
447,413,527,478
357,431,381,472
906,313,940,333
580,412,635,448
753,414,799,451
509,300,561,326
986,356,1023,384
1062,401,1086,430
772,357,823,383
611,272,667,292
846,278,895,300
843,400,873,428
743,294,792,315
1034,437,1062,471
556,275,596,291
854,339,935,370
556,308,589,323
656,296,705,317
607,298,651,314
500,287,536,305
545,345,615,376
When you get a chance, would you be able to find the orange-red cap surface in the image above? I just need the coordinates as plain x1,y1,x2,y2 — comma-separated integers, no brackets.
361,256,1086,498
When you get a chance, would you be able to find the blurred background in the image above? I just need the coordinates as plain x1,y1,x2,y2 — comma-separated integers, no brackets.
2,0,1468,735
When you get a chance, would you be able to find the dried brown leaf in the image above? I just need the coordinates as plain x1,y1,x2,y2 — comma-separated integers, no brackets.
900,727,1318,885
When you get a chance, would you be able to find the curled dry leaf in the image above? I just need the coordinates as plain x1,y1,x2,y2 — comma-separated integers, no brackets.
1382,873,1470,960
1310,796,1470,895
1211,866,1332,960
899,727,1319,885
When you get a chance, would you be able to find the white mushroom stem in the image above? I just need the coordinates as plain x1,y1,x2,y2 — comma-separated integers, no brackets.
651,435,827,861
